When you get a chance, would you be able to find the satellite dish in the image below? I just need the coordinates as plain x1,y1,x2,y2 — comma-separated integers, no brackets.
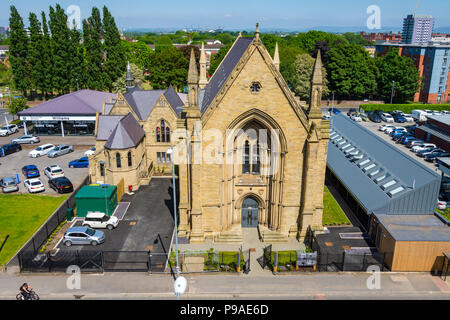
174,276,187,296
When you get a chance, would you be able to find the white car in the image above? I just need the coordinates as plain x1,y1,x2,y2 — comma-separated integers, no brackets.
437,200,447,210
379,125,394,132
24,178,45,193
44,165,65,179
84,147,96,157
403,114,414,122
0,124,18,136
385,126,405,134
82,212,119,230
350,114,362,122
29,144,55,158
381,113,394,123
411,143,436,153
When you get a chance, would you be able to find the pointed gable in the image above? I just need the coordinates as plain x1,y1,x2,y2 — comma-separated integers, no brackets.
163,85,185,116
104,113,145,150
123,89,165,120
200,37,254,114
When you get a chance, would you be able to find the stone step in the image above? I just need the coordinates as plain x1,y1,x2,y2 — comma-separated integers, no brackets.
214,233,243,243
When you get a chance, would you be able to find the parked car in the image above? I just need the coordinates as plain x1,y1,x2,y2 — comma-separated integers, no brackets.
48,177,73,194
393,133,412,142
0,142,22,157
359,110,369,121
401,136,420,145
24,178,45,193
392,110,404,116
62,226,105,247
84,147,96,157
11,135,40,144
44,165,65,179
22,165,40,178
417,148,443,158
69,157,89,168
392,113,406,123
403,114,414,122
368,112,382,123
347,108,357,117
437,199,447,210
374,110,384,117
350,114,362,122
379,124,393,132
0,124,19,136
82,212,119,230
411,110,428,122
381,113,394,123
328,108,341,114
0,176,19,193
389,127,407,136
386,126,405,135
47,144,73,158
406,140,424,148
28,144,55,158
425,151,450,162
411,143,437,153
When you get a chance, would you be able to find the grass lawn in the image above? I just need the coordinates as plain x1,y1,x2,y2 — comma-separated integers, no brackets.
436,208,450,222
0,194,68,265
323,186,351,226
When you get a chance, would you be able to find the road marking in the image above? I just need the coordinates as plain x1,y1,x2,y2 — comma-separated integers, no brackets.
430,275,450,292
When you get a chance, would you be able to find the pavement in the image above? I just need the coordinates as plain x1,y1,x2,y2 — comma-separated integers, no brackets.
0,271,449,300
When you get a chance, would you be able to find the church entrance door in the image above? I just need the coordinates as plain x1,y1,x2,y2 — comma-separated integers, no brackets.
241,197,259,228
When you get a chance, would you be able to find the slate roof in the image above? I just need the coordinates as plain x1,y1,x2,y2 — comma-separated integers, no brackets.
123,86,184,120
104,113,145,150
327,114,441,215
200,37,254,114
96,115,124,141
19,90,117,116
374,213,450,242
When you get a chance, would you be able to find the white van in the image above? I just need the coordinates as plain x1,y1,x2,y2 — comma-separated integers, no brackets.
411,110,428,122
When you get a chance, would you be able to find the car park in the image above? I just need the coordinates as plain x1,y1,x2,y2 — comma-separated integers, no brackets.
411,143,437,153
406,140,424,148
379,124,394,132
62,226,105,247
48,177,73,194
0,143,22,157
401,136,420,145
44,165,65,179
403,114,414,122
381,113,394,123
425,151,450,162
0,176,19,193
47,144,73,158
359,111,369,121
24,178,45,193
28,144,55,158
68,157,89,168
84,147,96,157
22,165,40,178
11,135,40,144
392,113,406,123
82,212,119,230
0,124,19,136
368,112,382,123
350,113,362,122
417,148,443,158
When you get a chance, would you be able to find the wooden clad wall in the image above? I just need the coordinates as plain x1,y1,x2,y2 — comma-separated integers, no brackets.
392,241,450,272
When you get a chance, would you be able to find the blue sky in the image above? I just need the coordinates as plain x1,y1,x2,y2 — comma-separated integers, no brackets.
1,0,449,31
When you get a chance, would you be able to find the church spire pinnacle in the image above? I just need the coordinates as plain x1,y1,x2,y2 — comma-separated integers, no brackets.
309,50,323,120
125,61,135,91
188,48,198,84
255,23,260,40
312,49,323,85
273,42,280,71
199,42,208,89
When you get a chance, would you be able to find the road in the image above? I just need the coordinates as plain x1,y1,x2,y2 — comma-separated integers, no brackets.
0,271,448,300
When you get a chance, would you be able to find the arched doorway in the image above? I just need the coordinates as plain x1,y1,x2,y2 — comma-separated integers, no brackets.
241,197,259,228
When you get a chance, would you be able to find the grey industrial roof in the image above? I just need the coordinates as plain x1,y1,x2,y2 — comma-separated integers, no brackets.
19,90,117,116
104,113,145,150
123,86,183,120
374,213,450,242
200,37,254,114
327,114,441,214
416,124,450,144
97,115,124,141
426,115,450,126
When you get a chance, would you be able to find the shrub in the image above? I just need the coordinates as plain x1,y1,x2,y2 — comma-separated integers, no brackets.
360,103,450,114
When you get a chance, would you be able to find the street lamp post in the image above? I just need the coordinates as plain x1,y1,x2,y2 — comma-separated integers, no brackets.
99,161,108,216
166,147,179,277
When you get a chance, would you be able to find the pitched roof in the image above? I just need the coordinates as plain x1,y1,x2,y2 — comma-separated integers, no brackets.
200,37,254,114
123,86,184,120
97,115,124,141
104,113,145,150
19,90,117,116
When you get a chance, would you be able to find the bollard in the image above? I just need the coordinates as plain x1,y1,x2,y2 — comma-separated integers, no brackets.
237,251,241,272
273,251,278,273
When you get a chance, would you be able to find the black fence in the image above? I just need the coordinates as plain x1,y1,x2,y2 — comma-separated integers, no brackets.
305,226,390,272
7,176,90,267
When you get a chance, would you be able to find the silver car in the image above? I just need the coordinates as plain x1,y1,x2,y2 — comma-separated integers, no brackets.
63,226,105,246
12,135,40,144
47,144,74,158
0,176,19,193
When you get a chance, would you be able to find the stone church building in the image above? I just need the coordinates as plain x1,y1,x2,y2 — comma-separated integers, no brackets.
89,25,329,243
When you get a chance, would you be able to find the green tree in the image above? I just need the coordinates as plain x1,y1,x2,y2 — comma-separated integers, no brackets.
327,43,378,99
0,63,12,88
376,48,420,103
292,53,329,101
155,35,173,50
112,63,145,93
342,32,371,46
68,24,85,91
83,7,104,90
49,4,71,94
28,13,44,94
7,97,28,120
40,12,53,97
147,46,188,91
209,44,231,76
295,31,345,53
279,45,307,90
8,6,30,96
122,40,153,70
102,6,126,92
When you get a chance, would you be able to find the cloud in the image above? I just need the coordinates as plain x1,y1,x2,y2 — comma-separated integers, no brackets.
224,14,232,18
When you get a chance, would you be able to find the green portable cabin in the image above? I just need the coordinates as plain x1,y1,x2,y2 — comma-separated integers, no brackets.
74,185,118,218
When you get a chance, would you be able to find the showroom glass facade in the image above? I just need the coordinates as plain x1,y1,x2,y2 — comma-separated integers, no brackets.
21,117,96,136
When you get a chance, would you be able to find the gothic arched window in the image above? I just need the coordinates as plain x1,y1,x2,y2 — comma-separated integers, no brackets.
116,153,121,168
243,141,250,174
156,120,170,143
160,120,166,142
128,151,132,167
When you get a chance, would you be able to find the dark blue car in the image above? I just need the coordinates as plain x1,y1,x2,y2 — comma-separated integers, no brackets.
68,157,89,168
328,108,341,114
22,165,40,178
393,114,406,123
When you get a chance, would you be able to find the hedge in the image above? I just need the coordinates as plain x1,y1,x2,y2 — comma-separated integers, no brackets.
360,104,450,114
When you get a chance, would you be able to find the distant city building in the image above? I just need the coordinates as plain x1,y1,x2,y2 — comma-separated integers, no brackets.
431,33,450,45
402,14,434,45
0,26,9,37
376,43,450,103
360,32,402,44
